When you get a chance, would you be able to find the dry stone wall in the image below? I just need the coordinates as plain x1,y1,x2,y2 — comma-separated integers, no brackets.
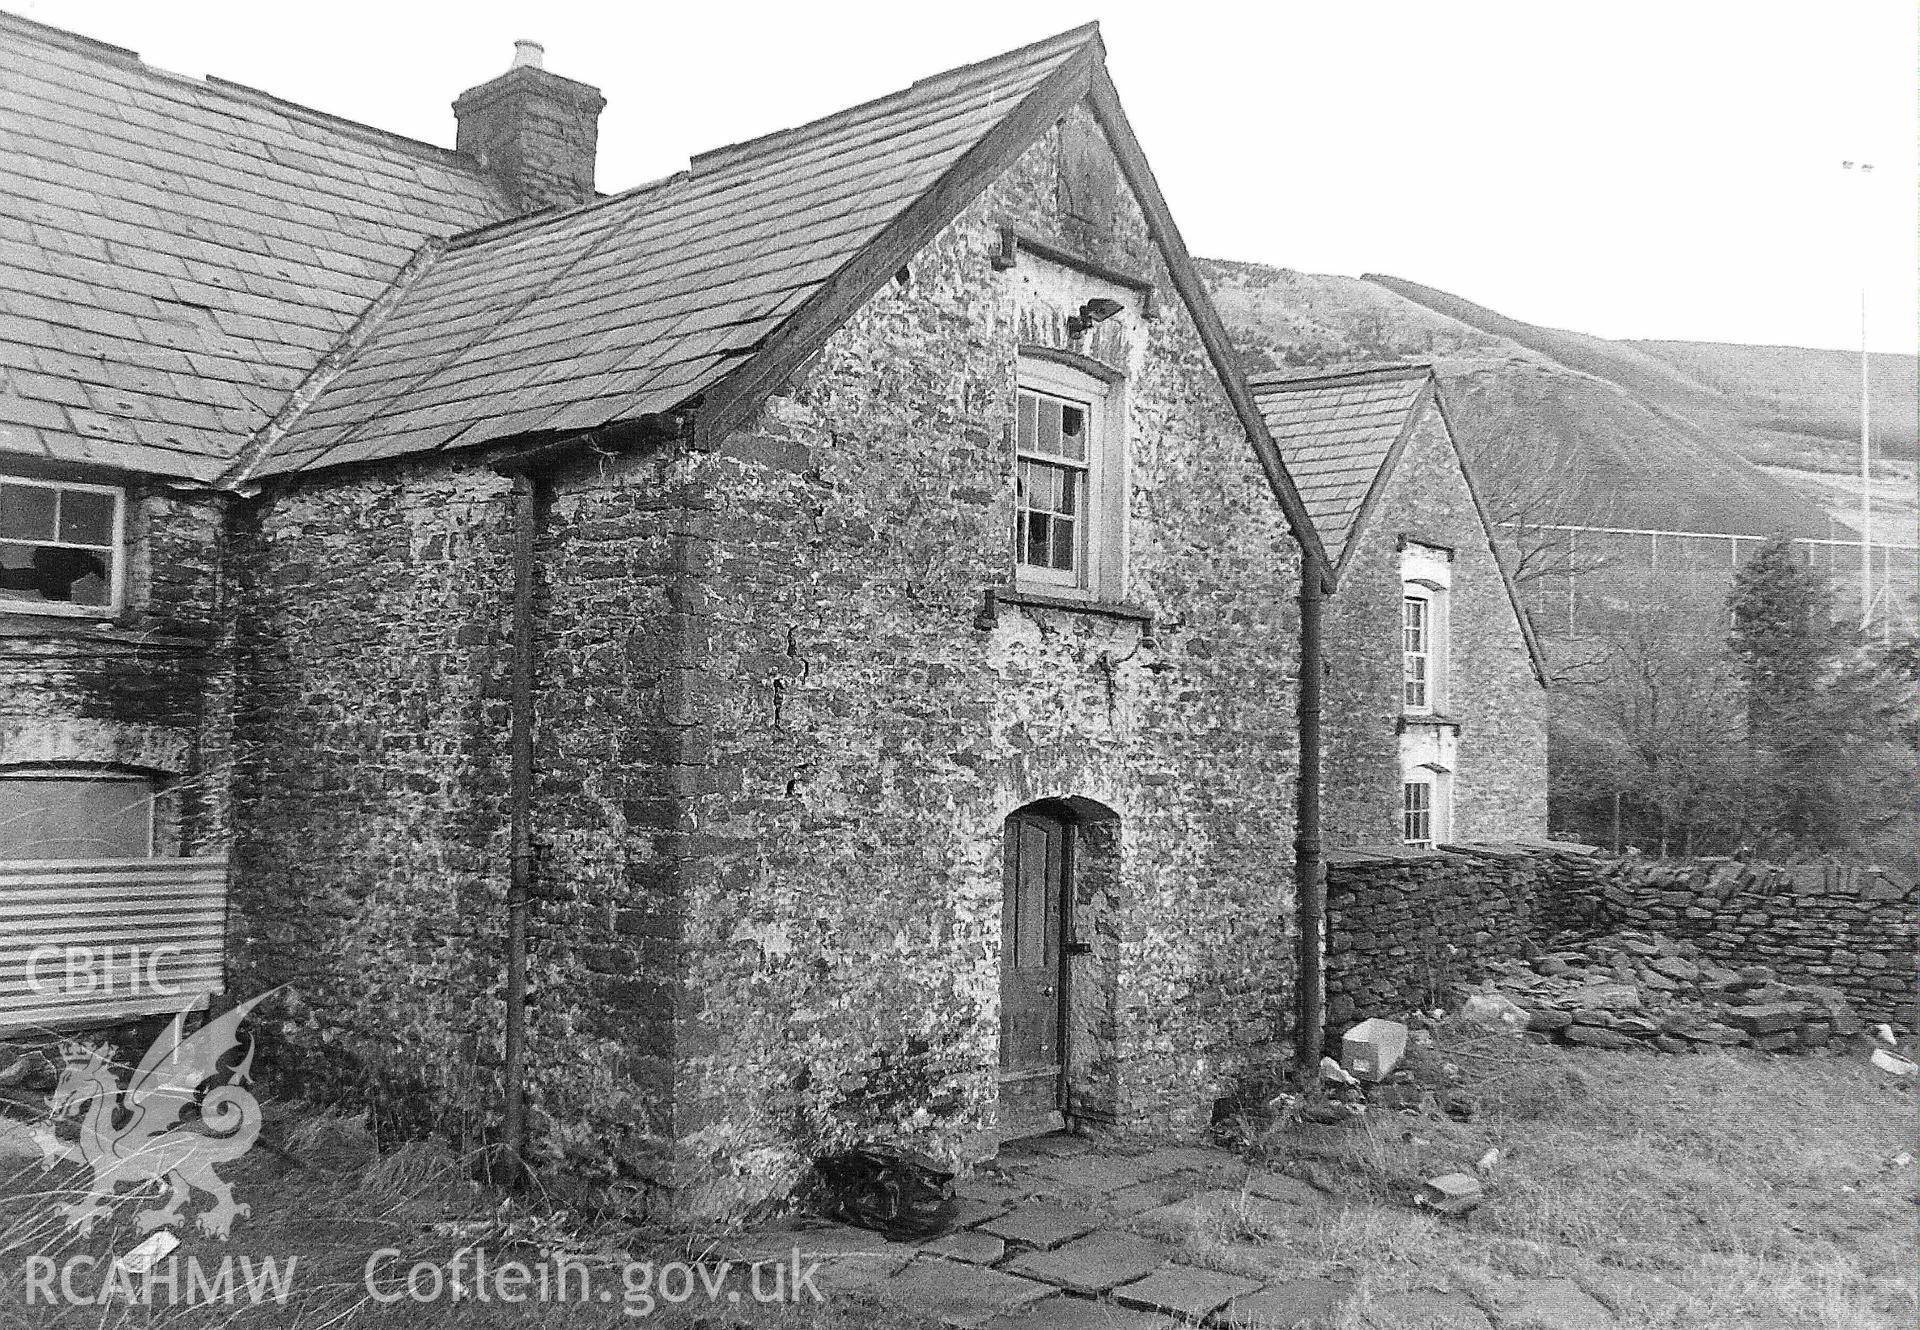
1326,844,1917,1037
1592,857,1918,1029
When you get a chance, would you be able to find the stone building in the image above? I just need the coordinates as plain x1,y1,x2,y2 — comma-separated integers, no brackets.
1251,365,1548,850
0,13,1372,1214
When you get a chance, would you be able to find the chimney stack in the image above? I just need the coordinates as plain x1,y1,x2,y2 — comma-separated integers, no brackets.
453,42,605,214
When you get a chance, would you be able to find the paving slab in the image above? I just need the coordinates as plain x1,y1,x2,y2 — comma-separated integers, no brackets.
1099,1177,1201,1219
1025,1152,1157,1195
922,1229,1007,1265
1127,1146,1250,1184
960,1176,1033,1208
1207,1278,1351,1328
1487,1277,1618,1329
1129,1189,1303,1242
997,1133,1094,1162
953,1195,1017,1228
722,1222,891,1263
1362,1290,1495,1329
1113,1265,1264,1320
880,1257,1056,1328
979,1203,1104,1251
979,1295,1183,1329
1006,1230,1172,1294
1243,1170,1330,1208
811,1244,919,1295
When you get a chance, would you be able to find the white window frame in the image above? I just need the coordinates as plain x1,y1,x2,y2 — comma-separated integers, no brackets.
1402,778,1434,848
1402,594,1431,712
0,475,126,617
0,766,157,860
1401,540,1452,714
1014,356,1126,601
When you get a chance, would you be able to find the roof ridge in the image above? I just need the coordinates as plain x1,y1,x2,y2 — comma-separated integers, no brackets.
434,25,1103,255
1248,361,1434,391
0,8,499,183
688,22,1100,176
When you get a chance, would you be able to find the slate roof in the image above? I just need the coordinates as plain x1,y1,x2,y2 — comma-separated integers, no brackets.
1249,363,1433,567
0,11,509,482
253,26,1098,476
0,16,1331,578
1253,362,1549,683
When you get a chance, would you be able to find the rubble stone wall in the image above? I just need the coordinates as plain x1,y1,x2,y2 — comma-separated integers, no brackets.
1325,844,1918,1034
668,108,1305,1214
1,486,232,856
228,464,527,1155
1589,857,1919,1029
1321,409,1548,848
1322,841,1574,1029
228,104,1308,1220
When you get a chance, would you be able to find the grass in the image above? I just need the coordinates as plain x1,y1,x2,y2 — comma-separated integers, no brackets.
1222,1023,1918,1329
0,1103,923,1329
0,1026,1911,1328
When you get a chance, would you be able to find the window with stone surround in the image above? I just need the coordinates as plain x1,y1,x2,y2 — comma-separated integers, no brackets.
1402,595,1431,710
0,475,123,615
1401,540,1452,713
1015,356,1124,600
1403,779,1432,847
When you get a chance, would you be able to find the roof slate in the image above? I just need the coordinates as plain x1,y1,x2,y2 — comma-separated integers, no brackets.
255,26,1097,476
0,11,508,481
1249,364,1432,566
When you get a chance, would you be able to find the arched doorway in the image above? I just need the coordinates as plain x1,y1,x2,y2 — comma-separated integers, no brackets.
998,797,1119,1140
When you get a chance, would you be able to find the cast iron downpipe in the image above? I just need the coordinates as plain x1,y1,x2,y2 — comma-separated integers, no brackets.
488,411,688,1179
499,469,538,1180
1293,553,1327,1071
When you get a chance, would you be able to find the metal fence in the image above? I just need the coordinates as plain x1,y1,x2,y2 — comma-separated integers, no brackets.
1502,523,1919,644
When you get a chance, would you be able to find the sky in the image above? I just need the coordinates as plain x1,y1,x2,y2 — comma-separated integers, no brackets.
14,0,1915,354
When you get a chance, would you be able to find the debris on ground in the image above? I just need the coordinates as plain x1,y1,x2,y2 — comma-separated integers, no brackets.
0,1050,57,1092
1463,929,1881,1056
1869,1048,1918,1077
1459,993,1530,1031
1319,1056,1360,1088
1341,1017,1409,1081
812,1144,957,1239
1416,1172,1483,1216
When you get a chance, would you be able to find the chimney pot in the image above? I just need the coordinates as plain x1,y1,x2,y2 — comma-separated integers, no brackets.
511,40,544,70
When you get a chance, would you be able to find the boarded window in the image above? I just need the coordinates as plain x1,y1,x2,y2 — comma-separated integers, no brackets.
0,477,121,611
1058,114,1117,235
0,770,156,860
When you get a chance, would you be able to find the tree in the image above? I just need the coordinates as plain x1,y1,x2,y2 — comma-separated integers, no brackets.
1550,624,1747,855
1729,534,1920,858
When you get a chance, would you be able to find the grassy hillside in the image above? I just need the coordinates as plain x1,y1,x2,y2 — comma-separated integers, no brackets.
1198,259,1913,541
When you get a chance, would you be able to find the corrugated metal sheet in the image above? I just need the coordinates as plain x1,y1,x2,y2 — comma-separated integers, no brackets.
0,857,227,1035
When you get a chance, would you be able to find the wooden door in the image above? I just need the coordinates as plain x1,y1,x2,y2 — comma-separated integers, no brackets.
999,810,1068,1137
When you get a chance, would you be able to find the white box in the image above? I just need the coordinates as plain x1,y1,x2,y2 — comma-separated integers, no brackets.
1341,1017,1409,1082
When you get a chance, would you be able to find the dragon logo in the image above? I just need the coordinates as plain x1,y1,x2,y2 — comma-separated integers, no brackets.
36,991,273,1239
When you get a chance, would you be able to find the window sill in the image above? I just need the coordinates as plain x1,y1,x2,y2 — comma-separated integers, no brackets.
977,586,1155,634
1399,712,1462,732
0,617,206,648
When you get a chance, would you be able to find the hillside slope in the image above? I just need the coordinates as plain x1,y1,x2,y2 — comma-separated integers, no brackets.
1198,260,1912,541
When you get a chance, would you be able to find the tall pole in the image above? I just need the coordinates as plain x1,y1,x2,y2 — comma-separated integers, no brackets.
1843,161,1874,628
